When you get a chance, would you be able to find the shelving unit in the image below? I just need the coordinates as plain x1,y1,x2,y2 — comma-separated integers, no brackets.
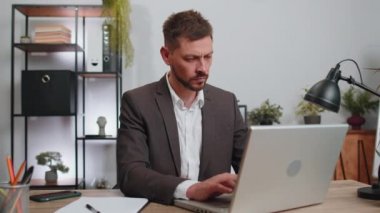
11,4,122,189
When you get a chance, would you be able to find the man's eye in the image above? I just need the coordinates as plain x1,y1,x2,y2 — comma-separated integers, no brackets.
185,57,195,61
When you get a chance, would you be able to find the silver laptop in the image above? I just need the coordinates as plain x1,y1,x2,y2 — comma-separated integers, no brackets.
174,124,348,213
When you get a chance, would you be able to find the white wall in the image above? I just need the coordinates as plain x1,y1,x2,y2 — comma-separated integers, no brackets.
1,0,380,183
127,0,380,125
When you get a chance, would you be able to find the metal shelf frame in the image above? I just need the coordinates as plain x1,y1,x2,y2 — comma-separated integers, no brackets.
10,4,122,189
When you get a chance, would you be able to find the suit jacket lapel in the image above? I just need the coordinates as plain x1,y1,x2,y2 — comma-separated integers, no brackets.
199,86,215,180
155,76,181,176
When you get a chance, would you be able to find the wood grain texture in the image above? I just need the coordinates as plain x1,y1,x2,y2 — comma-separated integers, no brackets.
30,180,380,213
335,130,376,184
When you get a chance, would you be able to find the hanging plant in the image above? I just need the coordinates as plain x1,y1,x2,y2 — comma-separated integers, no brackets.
102,0,134,68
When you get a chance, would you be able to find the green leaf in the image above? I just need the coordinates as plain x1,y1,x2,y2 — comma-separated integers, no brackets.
248,99,283,125
341,86,379,116
35,151,69,173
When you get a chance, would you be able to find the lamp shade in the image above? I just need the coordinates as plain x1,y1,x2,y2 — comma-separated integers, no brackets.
304,68,341,112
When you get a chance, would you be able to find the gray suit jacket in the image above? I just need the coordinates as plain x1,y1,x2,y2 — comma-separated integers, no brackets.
117,76,249,204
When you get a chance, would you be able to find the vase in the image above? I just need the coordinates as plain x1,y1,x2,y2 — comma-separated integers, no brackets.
45,170,58,184
347,114,365,130
304,115,321,124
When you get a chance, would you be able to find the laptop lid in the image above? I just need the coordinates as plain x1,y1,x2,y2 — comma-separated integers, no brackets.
174,124,348,213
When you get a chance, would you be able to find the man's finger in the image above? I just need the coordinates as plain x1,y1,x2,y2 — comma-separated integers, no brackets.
215,183,234,193
221,179,237,188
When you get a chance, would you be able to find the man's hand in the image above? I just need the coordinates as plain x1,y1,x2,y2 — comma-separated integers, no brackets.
186,173,237,201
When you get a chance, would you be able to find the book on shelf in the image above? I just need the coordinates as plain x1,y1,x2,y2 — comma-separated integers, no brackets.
33,35,71,40
34,24,71,34
33,38,71,44
33,36,71,43
33,24,72,44
35,32,71,38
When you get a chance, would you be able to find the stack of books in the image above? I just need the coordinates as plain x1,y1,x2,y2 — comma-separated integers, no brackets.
34,25,71,44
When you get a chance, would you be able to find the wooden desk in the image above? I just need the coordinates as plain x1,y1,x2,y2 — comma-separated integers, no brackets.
30,180,380,213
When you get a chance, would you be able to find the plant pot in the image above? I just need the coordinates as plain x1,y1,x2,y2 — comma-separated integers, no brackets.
259,120,273,125
45,170,58,184
304,115,321,124
347,114,365,130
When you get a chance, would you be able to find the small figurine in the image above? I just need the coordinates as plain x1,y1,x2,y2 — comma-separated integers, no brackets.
97,116,107,136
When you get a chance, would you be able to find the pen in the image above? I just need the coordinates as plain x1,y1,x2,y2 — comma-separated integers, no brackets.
6,156,15,184
21,166,34,184
86,203,101,213
12,161,26,185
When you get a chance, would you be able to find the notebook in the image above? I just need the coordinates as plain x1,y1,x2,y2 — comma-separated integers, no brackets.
174,124,348,213
55,197,148,213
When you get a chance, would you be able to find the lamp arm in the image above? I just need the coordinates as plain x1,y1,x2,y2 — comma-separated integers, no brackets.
337,58,364,83
340,75,380,98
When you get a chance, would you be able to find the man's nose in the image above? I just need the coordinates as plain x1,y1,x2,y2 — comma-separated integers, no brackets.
197,58,208,72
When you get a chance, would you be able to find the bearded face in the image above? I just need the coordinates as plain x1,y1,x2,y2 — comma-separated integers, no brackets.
161,36,213,92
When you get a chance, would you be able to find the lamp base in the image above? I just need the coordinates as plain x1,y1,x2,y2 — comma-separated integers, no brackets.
357,184,380,200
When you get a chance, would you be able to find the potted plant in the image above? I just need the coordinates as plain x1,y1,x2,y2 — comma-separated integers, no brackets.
102,0,133,68
248,99,283,125
341,86,378,129
296,89,325,124
36,151,69,184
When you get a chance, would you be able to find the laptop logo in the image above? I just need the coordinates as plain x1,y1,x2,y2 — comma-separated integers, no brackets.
287,160,302,177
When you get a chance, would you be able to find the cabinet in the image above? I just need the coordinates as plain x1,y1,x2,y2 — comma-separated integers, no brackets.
10,4,122,189
334,130,376,184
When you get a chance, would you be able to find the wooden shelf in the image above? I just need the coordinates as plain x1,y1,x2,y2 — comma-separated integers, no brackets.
13,113,76,117
14,43,83,52
14,4,104,17
78,135,116,140
77,72,120,78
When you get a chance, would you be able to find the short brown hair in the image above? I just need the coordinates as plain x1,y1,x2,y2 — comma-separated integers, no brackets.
163,10,213,51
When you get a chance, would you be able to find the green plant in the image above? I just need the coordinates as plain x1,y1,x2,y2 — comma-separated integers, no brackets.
36,151,69,173
248,99,283,125
102,0,133,68
341,86,378,116
296,89,325,116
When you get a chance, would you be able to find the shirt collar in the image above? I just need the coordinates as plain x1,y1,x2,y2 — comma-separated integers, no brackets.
166,72,204,109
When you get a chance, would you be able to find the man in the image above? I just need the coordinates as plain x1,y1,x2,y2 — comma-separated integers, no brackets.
117,10,249,205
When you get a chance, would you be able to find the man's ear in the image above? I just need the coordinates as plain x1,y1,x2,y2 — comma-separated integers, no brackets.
160,46,170,65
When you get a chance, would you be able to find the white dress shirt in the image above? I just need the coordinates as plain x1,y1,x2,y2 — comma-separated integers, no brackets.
166,73,204,199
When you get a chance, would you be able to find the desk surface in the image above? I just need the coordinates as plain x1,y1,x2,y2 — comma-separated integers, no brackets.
30,180,380,213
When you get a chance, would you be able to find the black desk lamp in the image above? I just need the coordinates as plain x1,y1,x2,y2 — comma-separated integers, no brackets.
304,58,380,200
